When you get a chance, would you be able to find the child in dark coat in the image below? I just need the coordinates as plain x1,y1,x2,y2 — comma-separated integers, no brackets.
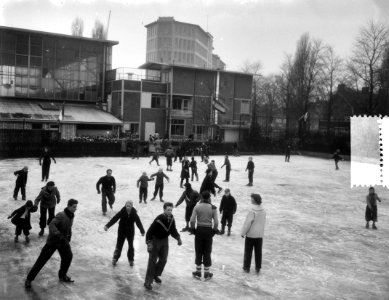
104,201,145,266
332,149,343,170
13,166,28,200
365,187,382,229
149,151,160,166
137,172,154,203
180,158,190,188
219,189,237,236
8,200,37,243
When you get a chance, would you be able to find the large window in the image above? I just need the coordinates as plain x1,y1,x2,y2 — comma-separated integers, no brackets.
193,125,208,141
241,101,250,114
172,95,191,110
151,94,166,108
171,119,185,136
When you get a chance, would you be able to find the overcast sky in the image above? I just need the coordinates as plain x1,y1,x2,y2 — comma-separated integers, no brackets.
1,0,388,75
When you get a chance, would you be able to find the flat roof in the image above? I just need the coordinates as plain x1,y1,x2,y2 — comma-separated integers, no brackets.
138,62,253,76
145,17,213,39
0,25,119,46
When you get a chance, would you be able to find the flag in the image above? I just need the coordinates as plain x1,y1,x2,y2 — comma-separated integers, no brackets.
59,103,65,121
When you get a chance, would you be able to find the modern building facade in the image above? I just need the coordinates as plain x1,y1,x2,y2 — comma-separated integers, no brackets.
106,63,252,142
145,17,225,70
0,26,122,138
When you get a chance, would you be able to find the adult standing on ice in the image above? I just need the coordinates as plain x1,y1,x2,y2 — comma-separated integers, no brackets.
96,169,116,215
365,187,381,229
220,155,231,182
200,169,216,197
39,146,56,182
241,194,266,274
190,191,219,280
104,200,145,266
13,166,28,200
25,199,78,288
150,168,169,202
144,202,182,290
285,144,291,162
245,157,255,186
175,183,200,232
34,181,61,236
164,146,175,171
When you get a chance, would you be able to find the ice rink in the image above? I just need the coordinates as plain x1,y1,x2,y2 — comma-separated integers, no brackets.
0,155,388,300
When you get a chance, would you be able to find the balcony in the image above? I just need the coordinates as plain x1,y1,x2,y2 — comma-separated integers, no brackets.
170,109,192,118
219,119,251,129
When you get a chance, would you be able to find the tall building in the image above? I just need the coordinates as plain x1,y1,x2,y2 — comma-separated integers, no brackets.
145,17,224,69
0,26,122,139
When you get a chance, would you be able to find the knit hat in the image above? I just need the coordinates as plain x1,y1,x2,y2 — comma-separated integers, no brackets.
251,194,262,205
26,200,33,207
46,181,55,187
184,183,191,188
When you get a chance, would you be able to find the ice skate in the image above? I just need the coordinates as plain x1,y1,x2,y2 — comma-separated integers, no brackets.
204,272,213,281
154,276,162,284
372,224,377,230
14,235,19,243
59,275,74,283
112,259,117,266
218,188,223,194
192,271,201,280
160,199,164,202
144,282,152,290
150,197,156,201
38,229,44,236
227,229,231,236
129,260,134,267
181,226,189,232
25,236,30,243
255,269,261,274
24,279,31,289
366,222,369,229
243,268,250,273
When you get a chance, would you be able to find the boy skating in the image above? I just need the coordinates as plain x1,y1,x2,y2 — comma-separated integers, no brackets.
365,187,382,229
285,144,291,162
175,183,200,231
8,200,37,243
149,151,160,166
96,169,116,215
13,166,28,200
104,201,145,266
219,189,237,236
137,172,154,203
332,149,343,170
189,156,198,181
150,168,169,202
39,147,56,182
180,158,190,188
221,155,231,182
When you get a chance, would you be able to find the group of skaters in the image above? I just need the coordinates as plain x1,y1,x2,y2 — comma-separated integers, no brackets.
6,144,381,292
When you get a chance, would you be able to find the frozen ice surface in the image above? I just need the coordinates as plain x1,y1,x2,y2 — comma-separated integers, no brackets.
0,155,388,300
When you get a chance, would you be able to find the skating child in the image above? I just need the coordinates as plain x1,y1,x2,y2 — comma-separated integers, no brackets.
221,155,231,182
8,200,37,243
150,168,170,202
13,166,28,200
285,145,291,162
137,172,154,203
149,151,160,166
219,189,237,236
189,156,198,181
332,149,343,170
245,157,255,186
164,146,175,171
203,155,209,164
365,187,382,229
180,158,190,188
104,201,145,266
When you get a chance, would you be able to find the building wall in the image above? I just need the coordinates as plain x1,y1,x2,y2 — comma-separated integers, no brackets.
224,129,239,142
141,108,166,140
123,92,140,122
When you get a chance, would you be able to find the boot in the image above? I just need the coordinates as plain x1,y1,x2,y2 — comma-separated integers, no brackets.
366,222,369,229
192,271,201,279
204,272,213,280
220,226,225,235
144,282,152,290
112,259,117,266
25,235,30,243
39,229,44,236
150,197,156,201
372,223,377,230
129,260,134,267
154,276,162,284
25,279,32,288
14,235,19,243
227,228,231,236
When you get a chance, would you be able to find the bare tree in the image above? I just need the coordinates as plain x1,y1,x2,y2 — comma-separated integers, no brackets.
279,54,294,137
92,19,106,40
71,17,84,37
348,20,389,114
319,46,343,134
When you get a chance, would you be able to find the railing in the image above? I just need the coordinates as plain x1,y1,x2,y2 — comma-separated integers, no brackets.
112,68,161,82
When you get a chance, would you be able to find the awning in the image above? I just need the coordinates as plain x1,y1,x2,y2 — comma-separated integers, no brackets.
0,99,122,125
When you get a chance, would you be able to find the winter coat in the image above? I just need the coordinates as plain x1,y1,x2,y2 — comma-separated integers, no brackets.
246,161,255,171
146,213,180,243
333,153,342,162
219,195,237,215
180,161,190,179
96,175,116,192
165,149,174,158
40,151,55,165
221,158,231,169
200,175,215,195
14,169,28,185
366,193,380,208
175,188,200,208
9,204,38,230
241,205,266,238
47,208,74,247
189,160,197,170
105,207,145,235
151,172,169,185
190,202,219,230
34,186,61,209
137,175,153,188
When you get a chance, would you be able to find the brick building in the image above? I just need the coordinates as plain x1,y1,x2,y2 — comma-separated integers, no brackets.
106,62,252,142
